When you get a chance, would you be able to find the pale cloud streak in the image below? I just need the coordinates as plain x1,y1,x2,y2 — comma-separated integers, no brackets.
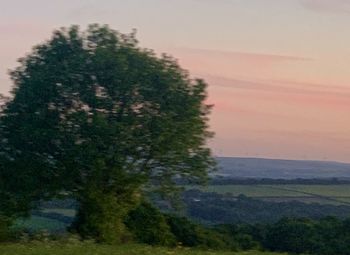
202,74,350,99
167,47,313,86
173,47,311,62
299,0,350,13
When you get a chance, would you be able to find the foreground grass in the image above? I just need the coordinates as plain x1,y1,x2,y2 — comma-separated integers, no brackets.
0,242,284,255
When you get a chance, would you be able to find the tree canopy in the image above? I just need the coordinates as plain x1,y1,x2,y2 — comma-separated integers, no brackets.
0,25,214,242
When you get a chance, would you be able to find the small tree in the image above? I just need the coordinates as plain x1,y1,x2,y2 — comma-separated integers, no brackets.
0,25,214,242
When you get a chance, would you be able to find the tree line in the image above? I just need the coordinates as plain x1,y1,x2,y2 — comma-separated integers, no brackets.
4,201,350,255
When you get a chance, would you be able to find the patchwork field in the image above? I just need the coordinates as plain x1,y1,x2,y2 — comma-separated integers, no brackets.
193,184,350,205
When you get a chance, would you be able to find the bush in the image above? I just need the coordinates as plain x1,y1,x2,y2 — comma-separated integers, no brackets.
214,224,260,251
125,202,176,246
166,215,237,250
263,218,316,254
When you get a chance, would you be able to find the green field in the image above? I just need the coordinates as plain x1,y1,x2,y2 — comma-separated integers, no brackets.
0,243,284,255
15,216,67,232
192,184,350,205
42,209,76,217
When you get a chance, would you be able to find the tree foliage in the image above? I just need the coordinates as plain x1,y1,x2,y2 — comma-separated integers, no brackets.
0,24,214,242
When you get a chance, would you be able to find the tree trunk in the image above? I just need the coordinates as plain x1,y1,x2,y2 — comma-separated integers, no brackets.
0,215,12,241
72,187,140,243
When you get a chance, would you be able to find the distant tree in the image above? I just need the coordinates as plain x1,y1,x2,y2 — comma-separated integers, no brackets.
0,25,214,242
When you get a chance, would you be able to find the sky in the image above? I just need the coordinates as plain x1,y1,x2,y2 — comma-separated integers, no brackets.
0,0,350,162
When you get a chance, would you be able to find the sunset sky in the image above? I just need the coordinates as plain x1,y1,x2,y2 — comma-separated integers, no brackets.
1,0,349,162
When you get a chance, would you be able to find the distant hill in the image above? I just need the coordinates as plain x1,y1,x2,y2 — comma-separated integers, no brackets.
215,157,350,179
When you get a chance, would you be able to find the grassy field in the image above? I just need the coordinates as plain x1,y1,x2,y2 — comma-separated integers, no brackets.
193,184,350,205
200,185,311,197
15,216,67,232
42,209,76,217
0,243,284,255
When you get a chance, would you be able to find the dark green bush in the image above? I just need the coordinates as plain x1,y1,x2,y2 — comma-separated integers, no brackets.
214,224,259,251
125,202,176,246
166,215,237,250
263,218,316,254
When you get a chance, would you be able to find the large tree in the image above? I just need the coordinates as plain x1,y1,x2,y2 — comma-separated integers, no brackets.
0,25,214,242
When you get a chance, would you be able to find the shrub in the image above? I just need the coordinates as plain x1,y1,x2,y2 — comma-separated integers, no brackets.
166,215,237,250
125,202,176,246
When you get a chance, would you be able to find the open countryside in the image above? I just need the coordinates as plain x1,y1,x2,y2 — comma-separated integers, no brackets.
195,184,350,205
